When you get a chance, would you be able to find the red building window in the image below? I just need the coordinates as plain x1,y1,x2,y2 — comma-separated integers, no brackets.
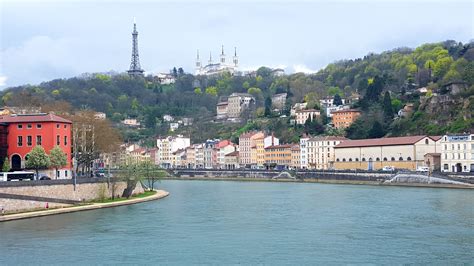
36,135,42,146
27,124,32,129
17,136,23,147
17,124,23,129
27,136,32,146
64,136,68,145
36,124,42,129
57,135,60,145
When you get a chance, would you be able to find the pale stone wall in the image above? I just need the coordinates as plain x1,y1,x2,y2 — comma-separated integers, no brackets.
0,181,144,213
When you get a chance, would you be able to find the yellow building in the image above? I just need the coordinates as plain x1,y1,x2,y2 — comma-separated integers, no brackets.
334,135,441,171
264,144,295,167
290,145,300,169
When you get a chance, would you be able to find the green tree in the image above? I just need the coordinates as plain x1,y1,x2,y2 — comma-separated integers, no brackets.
2,157,10,172
328,86,342,96
49,146,68,179
264,97,272,117
382,91,393,121
25,146,51,179
205,86,218,96
333,94,343,106
368,121,386,138
433,57,454,79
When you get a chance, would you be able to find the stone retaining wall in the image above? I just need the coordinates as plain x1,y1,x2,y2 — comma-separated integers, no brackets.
0,179,144,213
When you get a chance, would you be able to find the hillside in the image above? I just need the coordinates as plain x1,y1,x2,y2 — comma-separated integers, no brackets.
1,40,473,144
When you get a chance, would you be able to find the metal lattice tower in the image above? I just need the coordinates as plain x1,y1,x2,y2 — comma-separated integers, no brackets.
127,19,144,76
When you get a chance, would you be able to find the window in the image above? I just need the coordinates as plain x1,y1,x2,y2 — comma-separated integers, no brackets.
444,144,447,150
27,136,32,146
376,158,380,161
407,157,412,161
64,136,68,145
443,164,448,170
383,157,388,161
399,157,404,161
349,158,353,162
342,158,346,162
64,124,67,129
17,136,23,147
36,136,42,145
336,158,340,162
425,139,429,144
355,158,359,162
65,171,68,177
362,158,366,162
57,135,60,145
36,124,42,129
391,157,395,161
17,124,23,129
27,124,32,129
56,124,60,129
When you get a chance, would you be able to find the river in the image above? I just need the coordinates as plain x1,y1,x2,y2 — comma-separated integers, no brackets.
0,180,473,264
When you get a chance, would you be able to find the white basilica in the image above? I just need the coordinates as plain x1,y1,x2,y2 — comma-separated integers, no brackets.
195,46,239,76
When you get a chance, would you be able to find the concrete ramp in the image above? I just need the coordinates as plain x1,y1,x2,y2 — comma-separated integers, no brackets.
0,193,82,204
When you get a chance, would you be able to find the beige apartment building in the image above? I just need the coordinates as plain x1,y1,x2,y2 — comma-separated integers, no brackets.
307,136,347,170
227,93,255,118
239,131,265,166
333,135,441,171
295,109,320,125
440,134,474,172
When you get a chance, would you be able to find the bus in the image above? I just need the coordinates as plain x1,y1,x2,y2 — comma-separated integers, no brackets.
0,171,35,181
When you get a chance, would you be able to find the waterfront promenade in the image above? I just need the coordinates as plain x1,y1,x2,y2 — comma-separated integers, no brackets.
0,190,169,222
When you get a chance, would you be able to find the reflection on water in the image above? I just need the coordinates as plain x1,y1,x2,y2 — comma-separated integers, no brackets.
0,180,473,264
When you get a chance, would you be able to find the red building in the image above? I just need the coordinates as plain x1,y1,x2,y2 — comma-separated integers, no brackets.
0,113,72,178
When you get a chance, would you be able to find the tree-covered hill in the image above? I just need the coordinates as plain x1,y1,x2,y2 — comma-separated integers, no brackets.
1,40,473,143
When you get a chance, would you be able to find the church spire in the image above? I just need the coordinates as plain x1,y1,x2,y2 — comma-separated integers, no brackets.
195,49,201,69
232,47,238,68
220,45,226,64
208,52,213,65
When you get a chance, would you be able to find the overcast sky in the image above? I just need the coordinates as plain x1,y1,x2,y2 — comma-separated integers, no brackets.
0,0,472,89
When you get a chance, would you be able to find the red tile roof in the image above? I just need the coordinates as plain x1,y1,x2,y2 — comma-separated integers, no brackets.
225,151,239,157
308,136,347,141
217,140,234,148
335,135,437,148
331,109,361,114
0,113,72,124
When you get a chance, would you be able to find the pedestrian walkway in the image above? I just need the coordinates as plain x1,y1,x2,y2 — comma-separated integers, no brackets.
0,190,169,222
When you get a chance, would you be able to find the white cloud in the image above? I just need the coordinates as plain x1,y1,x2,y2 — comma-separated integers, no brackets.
0,76,7,87
292,64,318,74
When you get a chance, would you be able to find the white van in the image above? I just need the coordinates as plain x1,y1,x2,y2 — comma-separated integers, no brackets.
0,171,35,181
416,166,430,173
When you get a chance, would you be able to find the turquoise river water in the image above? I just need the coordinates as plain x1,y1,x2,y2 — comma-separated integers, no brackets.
0,180,473,264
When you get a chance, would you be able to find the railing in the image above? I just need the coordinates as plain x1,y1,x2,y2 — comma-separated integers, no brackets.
0,177,112,188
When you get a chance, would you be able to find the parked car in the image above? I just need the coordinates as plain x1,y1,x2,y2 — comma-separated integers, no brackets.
382,166,395,172
416,166,430,172
39,175,51,180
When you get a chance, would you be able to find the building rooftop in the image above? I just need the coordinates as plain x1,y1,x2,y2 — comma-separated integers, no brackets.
226,151,239,157
331,109,361,114
265,144,294,149
335,135,438,148
296,109,320,113
308,136,347,141
0,113,72,124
